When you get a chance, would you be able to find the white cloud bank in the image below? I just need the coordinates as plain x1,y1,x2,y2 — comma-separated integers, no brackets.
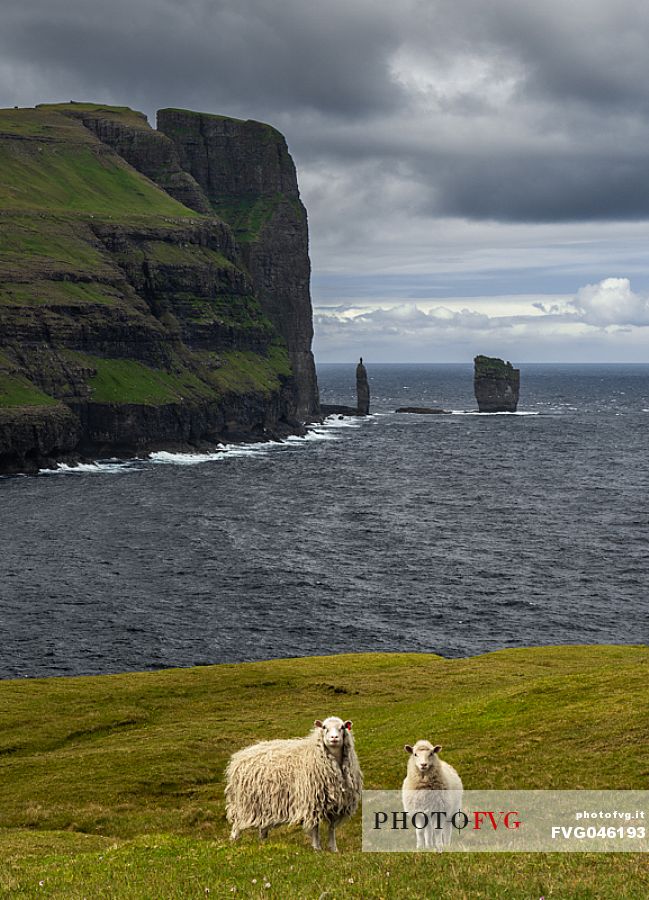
313,277,649,362
570,277,649,326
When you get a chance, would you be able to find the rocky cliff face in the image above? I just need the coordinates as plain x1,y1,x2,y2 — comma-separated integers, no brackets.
0,103,318,474
474,355,520,412
157,109,319,422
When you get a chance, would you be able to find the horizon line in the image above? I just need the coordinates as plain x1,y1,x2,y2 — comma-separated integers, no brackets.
314,360,649,366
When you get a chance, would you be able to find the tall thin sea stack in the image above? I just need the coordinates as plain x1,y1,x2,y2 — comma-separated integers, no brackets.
356,358,370,416
474,355,520,412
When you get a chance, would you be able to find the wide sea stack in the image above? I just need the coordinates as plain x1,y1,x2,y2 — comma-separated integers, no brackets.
0,103,319,473
473,355,520,412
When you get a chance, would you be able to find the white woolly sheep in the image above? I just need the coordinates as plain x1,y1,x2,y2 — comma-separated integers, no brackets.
225,716,363,852
402,740,463,851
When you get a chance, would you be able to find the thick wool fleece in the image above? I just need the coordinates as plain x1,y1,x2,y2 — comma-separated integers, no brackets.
225,726,363,833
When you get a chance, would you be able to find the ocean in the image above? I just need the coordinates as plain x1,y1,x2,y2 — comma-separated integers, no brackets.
1,363,648,679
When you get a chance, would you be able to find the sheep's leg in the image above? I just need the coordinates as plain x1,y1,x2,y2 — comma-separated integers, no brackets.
327,821,338,852
259,826,269,841
415,828,425,850
309,823,322,851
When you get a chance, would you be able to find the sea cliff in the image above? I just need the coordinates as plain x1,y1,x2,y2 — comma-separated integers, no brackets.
0,103,320,473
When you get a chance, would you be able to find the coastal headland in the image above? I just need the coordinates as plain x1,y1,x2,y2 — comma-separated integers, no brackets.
0,103,319,474
0,645,646,897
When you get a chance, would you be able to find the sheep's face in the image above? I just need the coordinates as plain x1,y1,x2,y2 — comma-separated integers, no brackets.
405,740,442,773
314,716,352,751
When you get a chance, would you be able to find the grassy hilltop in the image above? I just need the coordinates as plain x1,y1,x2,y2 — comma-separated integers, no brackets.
0,646,648,898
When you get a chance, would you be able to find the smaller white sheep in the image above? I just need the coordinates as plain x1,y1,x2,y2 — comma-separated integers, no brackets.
225,716,363,852
402,740,463,851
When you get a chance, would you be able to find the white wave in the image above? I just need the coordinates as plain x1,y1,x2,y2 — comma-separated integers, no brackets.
39,415,374,474
149,441,275,465
149,426,343,466
39,460,140,475
321,414,364,428
285,429,337,442
148,449,227,465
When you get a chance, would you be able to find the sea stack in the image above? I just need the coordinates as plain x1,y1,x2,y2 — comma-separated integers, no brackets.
474,355,520,412
356,358,370,416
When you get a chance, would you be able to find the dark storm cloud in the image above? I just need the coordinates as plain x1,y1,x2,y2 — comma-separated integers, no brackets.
3,0,649,226
0,0,404,118
428,152,649,222
414,0,649,113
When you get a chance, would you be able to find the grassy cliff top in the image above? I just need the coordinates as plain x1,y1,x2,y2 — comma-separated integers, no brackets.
0,645,646,897
37,102,150,129
159,107,247,124
0,106,193,217
474,354,519,376
157,107,284,139
0,106,98,141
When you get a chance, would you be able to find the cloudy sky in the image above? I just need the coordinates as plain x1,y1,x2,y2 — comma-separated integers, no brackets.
3,0,649,361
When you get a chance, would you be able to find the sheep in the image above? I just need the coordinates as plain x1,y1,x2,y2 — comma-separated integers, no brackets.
402,740,463,851
225,716,363,852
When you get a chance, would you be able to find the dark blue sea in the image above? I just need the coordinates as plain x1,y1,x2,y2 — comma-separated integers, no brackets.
1,364,648,679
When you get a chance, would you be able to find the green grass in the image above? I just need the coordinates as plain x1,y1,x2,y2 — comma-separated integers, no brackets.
0,107,95,139
210,194,284,242
63,353,214,406
0,370,57,407
177,295,275,331
0,142,192,216
0,106,194,217
36,103,150,130
158,108,284,139
0,215,110,277
143,241,234,268
205,347,292,395
159,107,247,125
0,280,121,307
474,355,518,377
0,646,647,898
62,350,291,406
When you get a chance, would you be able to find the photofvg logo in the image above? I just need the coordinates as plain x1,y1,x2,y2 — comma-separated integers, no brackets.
362,791,649,852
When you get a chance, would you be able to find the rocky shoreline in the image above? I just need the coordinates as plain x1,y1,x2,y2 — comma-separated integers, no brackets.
0,403,310,476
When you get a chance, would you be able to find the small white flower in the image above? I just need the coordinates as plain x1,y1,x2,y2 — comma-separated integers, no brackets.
252,879,257,884
39,882,45,888
264,883,271,889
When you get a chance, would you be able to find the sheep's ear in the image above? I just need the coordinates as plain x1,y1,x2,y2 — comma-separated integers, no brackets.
404,745,413,754
433,745,442,754
314,720,324,729
344,720,353,731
